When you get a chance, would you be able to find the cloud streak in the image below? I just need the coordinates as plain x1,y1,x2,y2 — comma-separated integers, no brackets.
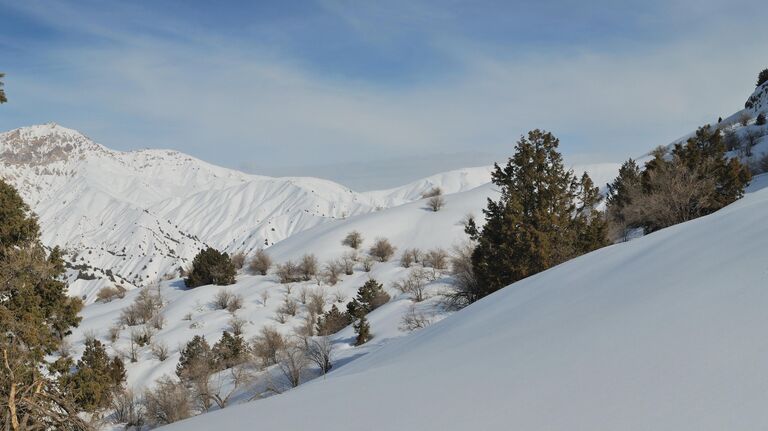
1,0,767,187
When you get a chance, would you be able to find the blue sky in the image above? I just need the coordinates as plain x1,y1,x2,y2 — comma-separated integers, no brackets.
1,0,767,189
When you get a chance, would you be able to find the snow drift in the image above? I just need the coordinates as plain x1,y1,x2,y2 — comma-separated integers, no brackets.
164,175,768,430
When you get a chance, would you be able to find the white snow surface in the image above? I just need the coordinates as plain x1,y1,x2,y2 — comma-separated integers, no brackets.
0,124,495,294
0,123,617,299
163,175,768,431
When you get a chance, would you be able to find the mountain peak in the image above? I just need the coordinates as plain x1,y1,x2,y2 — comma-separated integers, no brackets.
0,123,106,166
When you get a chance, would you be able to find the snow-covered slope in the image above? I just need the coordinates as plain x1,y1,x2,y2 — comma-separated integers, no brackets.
267,163,618,263
0,124,500,295
0,122,618,298
164,172,768,430
70,182,493,392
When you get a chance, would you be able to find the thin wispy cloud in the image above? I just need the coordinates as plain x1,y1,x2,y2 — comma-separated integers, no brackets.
1,0,766,188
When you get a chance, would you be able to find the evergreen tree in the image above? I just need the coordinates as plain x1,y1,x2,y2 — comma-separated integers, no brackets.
468,130,606,298
0,179,86,429
757,112,767,126
606,158,643,237
316,304,351,335
354,279,390,313
212,331,249,369
353,315,371,346
176,335,214,378
574,172,609,253
185,247,236,287
757,68,768,87
0,72,6,104
670,125,751,212
66,339,126,411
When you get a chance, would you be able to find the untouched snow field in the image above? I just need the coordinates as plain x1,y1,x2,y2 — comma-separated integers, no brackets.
162,177,768,430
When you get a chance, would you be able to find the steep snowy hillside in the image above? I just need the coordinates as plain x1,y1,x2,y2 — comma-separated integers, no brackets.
0,124,498,296
69,183,490,392
66,162,618,410
164,172,768,431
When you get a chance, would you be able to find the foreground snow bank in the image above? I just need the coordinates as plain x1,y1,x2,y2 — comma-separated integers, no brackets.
165,179,768,430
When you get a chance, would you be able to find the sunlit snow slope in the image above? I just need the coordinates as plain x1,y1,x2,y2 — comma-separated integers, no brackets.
166,174,768,431
0,124,492,293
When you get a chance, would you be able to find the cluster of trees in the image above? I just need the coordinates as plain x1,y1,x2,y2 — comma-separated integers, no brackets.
462,130,609,302
0,179,90,429
606,125,751,239
453,126,752,306
758,68,768,88
185,248,237,287
422,187,445,212
135,325,335,427
316,279,390,345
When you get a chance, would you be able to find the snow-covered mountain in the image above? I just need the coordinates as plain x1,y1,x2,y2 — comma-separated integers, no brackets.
0,124,495,295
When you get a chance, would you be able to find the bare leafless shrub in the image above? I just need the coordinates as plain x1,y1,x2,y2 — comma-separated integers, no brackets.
200,366,254,410
340,251,356,274
120,287,163,326
369,238,396,262
112,388,144,427
423,248,449,270
623,158,718,230
127,329,141,363
400,249,415,268
131,326,154,347
143,376,193,426
362,256,374,272
303,336,334,374
251,326,287,367
259,289,270,306
213,289,234,310
427,195,445,212
276,260,301,283
298,287,309,304
723,128,742,152
248,248,272,275
322,260,343,285
753,152,768,174
307,289,326,316
278,295,298,317
299,254,318,281
421,186,442,199
274,310,287,324
332,289,346,303
393,268,430,302
151,341,170,361
230,251,246,269
297,311,317,337
228,315,247,336
341,230,364,250
399,305,432,331
182,312,193,321
277,338,309,388
226,294,244,313
740,111,752,126
96,285,126,303
446,241,481,308
744,128,765,157
148,313,166,330
108,325,122,343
